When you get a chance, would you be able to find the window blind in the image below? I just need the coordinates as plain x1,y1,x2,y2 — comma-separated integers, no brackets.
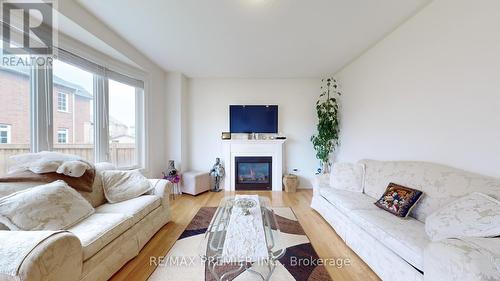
57,48,144,88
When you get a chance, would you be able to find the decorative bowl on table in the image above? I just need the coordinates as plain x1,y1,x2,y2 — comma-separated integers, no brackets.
234,198,257,216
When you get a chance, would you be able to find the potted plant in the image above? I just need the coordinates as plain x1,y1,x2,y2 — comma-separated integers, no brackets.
311,78,341,174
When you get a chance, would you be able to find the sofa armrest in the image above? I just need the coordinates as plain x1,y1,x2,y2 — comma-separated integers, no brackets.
149,179,172,209
1,231,83,281
312,173,330,196
424,237,500,281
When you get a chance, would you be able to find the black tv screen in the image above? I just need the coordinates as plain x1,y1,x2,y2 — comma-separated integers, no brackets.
230,105,278,133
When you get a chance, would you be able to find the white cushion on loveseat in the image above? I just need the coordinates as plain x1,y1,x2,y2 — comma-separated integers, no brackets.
96,195,161,225
329,163,364,192
319,188,375,214
68,213,134,260
348,208,429,271
0,180,94,231
425,192,500,241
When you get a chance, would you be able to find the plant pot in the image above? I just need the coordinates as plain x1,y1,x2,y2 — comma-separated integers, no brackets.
321,162,330,174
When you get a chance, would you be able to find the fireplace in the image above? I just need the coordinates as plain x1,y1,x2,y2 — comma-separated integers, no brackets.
235,156,272,190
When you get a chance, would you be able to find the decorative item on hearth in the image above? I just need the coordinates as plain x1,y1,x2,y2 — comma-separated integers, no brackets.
209,157,225,192
311,77,341,174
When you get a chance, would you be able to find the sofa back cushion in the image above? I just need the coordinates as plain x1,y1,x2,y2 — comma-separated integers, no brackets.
359,159,500,222
329,162,365,192
78,171,106,208
0,180,94,230
77,162,116,208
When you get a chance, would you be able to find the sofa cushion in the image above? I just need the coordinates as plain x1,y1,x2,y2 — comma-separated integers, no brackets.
0,180,94,231
68,213,134,260
348,208,429,270
329,162,365,192
320,188,376,214
95,195,161,225
101,170,153,203
425,192,500,241
78,170,106,208
374,183,423,218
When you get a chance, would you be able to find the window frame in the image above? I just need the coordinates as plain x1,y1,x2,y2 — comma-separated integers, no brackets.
0,124,11,144
56,50,146,170
57,92,69,112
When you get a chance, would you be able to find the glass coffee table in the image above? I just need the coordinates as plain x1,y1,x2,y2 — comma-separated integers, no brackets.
199,195,285,281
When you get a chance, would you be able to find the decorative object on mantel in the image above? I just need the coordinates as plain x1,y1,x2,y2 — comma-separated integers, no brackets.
311,77,341,174
283,174,299,192
209,157,225,192
221,132,231,140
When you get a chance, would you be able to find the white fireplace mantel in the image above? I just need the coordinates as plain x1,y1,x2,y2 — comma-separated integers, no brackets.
222,139,285,191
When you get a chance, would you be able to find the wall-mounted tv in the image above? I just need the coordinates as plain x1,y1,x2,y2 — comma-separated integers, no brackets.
230,105,278,133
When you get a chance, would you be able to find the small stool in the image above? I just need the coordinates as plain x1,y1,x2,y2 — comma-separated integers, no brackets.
182,171,210,195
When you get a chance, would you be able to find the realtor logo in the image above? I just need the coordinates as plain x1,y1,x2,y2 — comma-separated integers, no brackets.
2,1,53,54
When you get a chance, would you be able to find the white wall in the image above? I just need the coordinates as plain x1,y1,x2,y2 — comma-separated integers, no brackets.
187,78,320,188
336,0,500,178
165,72,189,172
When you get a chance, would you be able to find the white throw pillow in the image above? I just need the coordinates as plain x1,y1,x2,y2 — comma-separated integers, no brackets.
0,180,94,230
425,192,500,241
101,170,153,203
329,162,365,192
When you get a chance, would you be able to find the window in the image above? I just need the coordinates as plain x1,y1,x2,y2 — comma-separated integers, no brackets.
53,59,95,162
0,124,11,144
108,79,142,168
57,92,69,112
0,36,144,171
57,128,68,144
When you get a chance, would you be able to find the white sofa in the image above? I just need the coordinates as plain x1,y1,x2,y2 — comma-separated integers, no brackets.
0,170,171,281
311,159,500,281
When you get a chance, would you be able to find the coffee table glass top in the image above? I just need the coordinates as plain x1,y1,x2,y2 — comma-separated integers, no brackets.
199,195,285,281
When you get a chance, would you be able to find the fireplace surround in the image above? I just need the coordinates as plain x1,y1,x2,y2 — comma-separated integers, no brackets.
222,139,285,191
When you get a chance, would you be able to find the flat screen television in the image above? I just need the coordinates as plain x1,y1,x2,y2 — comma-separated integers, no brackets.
230,105,278,133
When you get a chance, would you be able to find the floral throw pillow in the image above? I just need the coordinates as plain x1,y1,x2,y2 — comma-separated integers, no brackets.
374,183,423,218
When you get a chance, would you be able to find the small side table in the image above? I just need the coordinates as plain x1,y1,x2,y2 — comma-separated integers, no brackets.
164,174,182,199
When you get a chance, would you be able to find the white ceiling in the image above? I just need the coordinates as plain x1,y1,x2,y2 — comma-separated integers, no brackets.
76,0,430,78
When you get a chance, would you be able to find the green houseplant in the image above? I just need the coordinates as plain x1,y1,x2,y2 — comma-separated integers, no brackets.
311,78,341,173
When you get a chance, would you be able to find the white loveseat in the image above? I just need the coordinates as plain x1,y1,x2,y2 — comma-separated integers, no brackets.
311,159,500,281
0,169,171,281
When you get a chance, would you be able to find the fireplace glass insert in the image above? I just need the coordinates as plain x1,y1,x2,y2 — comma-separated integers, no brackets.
235,156,272,190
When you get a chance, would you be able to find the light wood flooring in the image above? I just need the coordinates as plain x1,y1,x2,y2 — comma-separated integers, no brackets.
110,190,380,281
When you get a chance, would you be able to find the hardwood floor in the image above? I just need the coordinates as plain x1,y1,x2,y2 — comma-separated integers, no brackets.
110,190,380,281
